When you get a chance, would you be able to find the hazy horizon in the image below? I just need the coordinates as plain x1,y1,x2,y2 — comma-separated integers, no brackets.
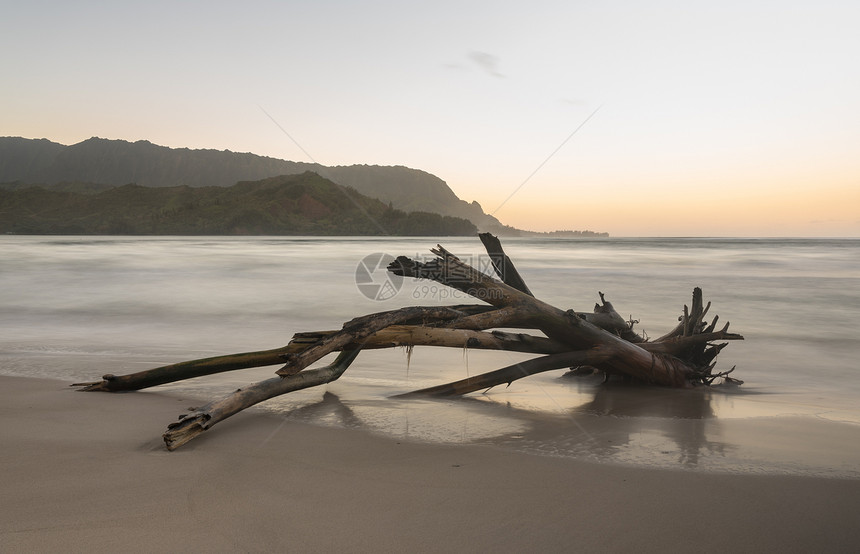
3,1,858,237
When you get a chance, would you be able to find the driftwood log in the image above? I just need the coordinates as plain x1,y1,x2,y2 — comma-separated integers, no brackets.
73,234,743,450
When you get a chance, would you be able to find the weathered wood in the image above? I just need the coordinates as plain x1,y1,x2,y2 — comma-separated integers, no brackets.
352,326,567,355
275,306,463,376
586,291,645,343
389,246,697,387
72,347,295,392
72,304,491,392
164,349,361,450
76,317,736,395
398,349,610,397
478,232,534,296
161,309,565,447
72,233,743,450
71,313,559,393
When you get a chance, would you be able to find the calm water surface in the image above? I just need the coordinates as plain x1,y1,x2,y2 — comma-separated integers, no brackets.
2,236,859,476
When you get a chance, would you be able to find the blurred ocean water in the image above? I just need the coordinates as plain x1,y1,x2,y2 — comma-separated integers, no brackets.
2,236,859,475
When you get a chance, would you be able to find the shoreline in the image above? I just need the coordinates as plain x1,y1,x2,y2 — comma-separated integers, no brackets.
3,375,860,552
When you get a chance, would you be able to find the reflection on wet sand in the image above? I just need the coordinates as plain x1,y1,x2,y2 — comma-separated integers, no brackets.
262,377,860,477
577,381,717,419
270,379,730,469
576,382,725,467
277,390,364,429
452,379,731,468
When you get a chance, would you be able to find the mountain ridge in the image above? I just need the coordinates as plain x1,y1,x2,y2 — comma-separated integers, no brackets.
0,136,509,232
1,136,608,237
0,172,478,236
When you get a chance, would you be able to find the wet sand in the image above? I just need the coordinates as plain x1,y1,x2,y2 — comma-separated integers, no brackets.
2,375,859,553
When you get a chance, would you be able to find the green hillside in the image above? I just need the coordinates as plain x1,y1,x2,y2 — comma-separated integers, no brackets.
0,136,507,231
0,172,477,236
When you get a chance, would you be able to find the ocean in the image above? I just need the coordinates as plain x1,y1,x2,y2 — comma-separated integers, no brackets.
2,236,859,476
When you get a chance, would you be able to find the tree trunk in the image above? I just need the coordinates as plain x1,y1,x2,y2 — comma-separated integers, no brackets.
389,246,699,387
397,350,608,397
71,234,743,450
164,349,361,450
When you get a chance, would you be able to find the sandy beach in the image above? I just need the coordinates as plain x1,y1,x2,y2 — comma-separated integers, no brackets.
2,375,859,553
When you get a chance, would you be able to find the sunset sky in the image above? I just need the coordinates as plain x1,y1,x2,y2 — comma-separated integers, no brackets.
3,1,858,236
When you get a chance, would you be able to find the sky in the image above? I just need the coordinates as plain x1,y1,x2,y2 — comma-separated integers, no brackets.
2,0,859,236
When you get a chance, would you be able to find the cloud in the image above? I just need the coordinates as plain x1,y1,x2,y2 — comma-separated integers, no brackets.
468,51,504,78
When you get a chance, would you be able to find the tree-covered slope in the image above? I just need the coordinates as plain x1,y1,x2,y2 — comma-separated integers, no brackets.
0,136,504,231
0,172,477,236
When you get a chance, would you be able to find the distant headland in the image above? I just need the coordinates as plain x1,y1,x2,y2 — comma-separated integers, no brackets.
0,136,608,237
